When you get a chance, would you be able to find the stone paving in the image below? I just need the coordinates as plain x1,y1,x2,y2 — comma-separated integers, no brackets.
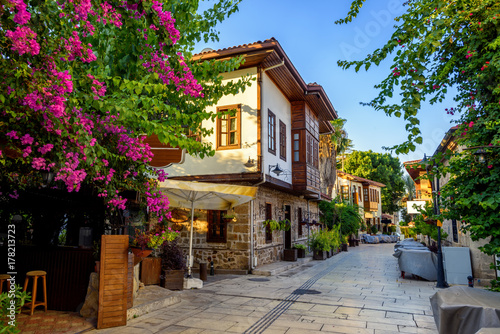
91,243,441,333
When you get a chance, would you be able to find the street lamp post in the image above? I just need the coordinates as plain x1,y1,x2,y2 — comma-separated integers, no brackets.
423,154,448,289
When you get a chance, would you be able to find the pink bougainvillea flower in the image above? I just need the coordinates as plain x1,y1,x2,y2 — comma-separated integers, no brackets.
6,131,19,139
5,26,40,56
20,133,34,145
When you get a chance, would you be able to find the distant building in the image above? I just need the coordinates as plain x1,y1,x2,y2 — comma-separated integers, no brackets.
335,171,385,232
404,125,496,283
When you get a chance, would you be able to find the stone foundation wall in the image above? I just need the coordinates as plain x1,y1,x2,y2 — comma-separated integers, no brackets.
165,185,321,270
166,201,252,271
253,186,320,266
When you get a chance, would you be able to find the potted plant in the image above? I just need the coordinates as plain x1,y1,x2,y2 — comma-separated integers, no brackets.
293,244,306,258
309,230,330,260
278,219,291,231
341,234,349,252
328,228,341,256
131,227,179,261
262,219,279,230
161,238,186,290
222,213,236,223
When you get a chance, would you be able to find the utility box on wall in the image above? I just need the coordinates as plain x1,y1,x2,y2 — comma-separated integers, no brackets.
443,247,473,285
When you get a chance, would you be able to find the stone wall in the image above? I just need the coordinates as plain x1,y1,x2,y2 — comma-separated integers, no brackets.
167,202,252,271
253,186,320,267
165,185,321,271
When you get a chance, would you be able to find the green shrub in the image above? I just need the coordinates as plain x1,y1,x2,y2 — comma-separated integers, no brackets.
309,230,331,251
1,284,31,334
370,225,378,234
293,244,306,250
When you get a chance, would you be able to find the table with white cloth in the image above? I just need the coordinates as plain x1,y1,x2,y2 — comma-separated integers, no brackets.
393,248,438,281
430,286,500,334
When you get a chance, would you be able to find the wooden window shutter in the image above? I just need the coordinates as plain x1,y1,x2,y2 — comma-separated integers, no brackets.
98,235,129,329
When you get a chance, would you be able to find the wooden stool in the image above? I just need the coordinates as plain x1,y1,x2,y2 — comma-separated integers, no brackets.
0,274,11,293
23,271,47,315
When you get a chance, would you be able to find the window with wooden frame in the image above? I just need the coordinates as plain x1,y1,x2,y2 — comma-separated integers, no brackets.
268,110,276,155
363,187,369,202
216,104,241,150
313,141,318,169
265,203,272,243
341,185,349,201
306,133,312,165
279,120,286,161
293,132,300,162
358,186,362,202
181,126,201,142
207,210,227,243
353,188,359,205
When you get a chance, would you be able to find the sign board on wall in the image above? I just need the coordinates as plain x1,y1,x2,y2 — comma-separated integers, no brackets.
407,200,427,214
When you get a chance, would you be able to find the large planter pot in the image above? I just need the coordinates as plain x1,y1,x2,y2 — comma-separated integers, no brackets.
161,269,185,290
296,249,306,258
141,257,162,285
313,250,327,260
341,243,348,252
326,249,331,258
283,249,297,261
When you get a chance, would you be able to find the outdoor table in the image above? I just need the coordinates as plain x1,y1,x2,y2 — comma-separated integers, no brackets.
430,286,500,334
393,248,437,281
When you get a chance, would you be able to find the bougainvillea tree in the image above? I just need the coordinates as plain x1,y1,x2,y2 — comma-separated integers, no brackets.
338,0,500,288
0,0,249,223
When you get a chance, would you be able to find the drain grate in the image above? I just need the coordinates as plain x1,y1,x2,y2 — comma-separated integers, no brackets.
248,278,270,282
292,289,321,295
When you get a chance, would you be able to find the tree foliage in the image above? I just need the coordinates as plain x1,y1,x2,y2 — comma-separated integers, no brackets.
0,0,249,221
319,199,362,238
343,150,405,213
338,0,500,288
413,200,448,244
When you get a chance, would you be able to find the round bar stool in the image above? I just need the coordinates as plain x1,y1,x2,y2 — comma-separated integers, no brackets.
0,274,11,293
23,270,47,315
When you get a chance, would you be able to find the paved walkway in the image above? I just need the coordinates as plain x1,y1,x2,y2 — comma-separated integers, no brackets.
92,243,441,334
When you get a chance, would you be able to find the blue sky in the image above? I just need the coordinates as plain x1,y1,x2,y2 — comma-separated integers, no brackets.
195,0,459,163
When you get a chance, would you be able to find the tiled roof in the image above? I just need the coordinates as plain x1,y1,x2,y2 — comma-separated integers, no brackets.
194,38,278,56
192,38,338,132
337,171,386,188
403,159,423,165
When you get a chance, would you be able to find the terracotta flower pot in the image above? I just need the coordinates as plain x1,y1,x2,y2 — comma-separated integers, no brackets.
131,247,153,265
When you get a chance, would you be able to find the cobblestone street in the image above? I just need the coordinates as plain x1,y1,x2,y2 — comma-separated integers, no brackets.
92,243,439,334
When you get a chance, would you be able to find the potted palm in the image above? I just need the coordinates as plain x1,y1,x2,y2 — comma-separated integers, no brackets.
161,238,186,290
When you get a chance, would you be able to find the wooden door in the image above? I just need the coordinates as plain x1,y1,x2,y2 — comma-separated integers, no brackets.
97,235,129,329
